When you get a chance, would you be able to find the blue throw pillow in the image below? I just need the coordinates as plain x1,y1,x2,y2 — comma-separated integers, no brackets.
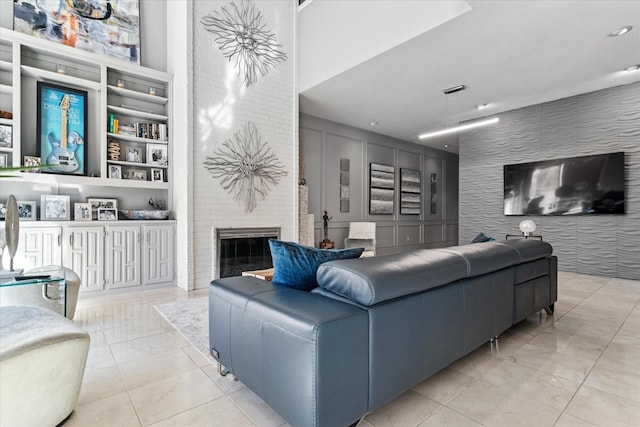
269,240,364,291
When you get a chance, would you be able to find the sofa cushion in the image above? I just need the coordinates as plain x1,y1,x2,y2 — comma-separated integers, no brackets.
316,249,469,306
436,242,521,278
493,239,553,263
269,240,364,291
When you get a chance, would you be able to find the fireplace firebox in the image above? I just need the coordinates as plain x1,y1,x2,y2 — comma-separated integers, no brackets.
216,228,280,278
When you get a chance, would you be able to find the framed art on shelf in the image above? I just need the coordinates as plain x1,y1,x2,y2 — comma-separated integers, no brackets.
151,168,163,182
109,164,122,179
126,147,142,163
41,195,71,221
0,153,7,168
147,144,168,166
87,198,118,220
0,124,11,148
98,208,118,221
37,82,87,176
369,163,395,215
126,169,147,181
74,203,92,221
17,201,37,221
24,156,42,172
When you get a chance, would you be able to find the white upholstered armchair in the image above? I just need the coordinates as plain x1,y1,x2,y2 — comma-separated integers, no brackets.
344,222,376,257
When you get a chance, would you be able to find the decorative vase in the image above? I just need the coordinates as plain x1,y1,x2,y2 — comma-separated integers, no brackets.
5,195,19,271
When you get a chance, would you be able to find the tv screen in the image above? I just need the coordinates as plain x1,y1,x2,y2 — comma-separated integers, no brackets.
504,152,625,215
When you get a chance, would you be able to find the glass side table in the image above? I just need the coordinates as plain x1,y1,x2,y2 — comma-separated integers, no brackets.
0,267,66,316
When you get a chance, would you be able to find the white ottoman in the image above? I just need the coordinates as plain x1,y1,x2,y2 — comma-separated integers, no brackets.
0,306,90,427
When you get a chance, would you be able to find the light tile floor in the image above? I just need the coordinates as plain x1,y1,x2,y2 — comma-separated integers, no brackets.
66,272,640,426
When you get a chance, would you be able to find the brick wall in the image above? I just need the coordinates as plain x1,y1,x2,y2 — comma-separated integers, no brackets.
190,1,297,288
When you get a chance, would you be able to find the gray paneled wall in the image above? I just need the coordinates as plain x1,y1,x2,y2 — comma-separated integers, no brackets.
301,114,459,255
459,82,640,280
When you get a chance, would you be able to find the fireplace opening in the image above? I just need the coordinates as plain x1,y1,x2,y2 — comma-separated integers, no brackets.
217,228,280,278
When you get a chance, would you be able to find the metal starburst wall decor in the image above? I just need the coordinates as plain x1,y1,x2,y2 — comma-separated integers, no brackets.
204,122,288,213
201,0,288,87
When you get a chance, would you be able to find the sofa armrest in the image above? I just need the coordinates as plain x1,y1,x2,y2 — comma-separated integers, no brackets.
209,277,369,427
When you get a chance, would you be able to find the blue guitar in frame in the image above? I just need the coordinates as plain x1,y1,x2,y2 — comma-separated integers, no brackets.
46,94,84,173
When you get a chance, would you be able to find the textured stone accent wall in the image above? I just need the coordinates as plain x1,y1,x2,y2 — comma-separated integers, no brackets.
459,82,640,280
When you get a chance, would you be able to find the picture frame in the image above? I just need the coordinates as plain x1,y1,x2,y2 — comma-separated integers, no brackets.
369,163,395,215
147,143,168,166
37,82,87,176
108,164,122,179
87,198,118,220
0,124,12,148
0,201,6,220
400,168,421,215
74,202,92,221
17,201,37,221
0,153,7,168
41,195,71,221
126,147,142,163
24,156,41,173
151,168,163,182
126,168,147,181
14,0,141,64
97,208,118,221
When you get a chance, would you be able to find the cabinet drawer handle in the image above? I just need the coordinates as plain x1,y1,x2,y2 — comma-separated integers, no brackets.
58,234,61,246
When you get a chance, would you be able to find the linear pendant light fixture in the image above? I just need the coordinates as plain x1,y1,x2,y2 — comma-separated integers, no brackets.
418,117,499,140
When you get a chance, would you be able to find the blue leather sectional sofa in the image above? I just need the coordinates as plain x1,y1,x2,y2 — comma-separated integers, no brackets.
209,239,557,427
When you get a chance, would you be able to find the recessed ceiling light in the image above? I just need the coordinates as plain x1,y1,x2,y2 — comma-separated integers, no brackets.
609,25,633,37
369,121,379,126
625,65,640,72
475,104,489,110
444,144,449,148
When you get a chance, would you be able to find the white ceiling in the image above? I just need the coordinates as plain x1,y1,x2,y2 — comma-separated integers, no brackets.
298,0,640,154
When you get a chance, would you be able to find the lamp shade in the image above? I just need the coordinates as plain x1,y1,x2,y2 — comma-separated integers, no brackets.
519,220,536,236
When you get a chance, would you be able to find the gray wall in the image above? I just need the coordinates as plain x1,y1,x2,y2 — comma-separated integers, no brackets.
459,82,640,280
301,114,459,255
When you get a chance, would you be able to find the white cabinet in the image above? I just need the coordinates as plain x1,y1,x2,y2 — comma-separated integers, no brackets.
66,226,104,293
16,227,62,269
106,225,141,289
143,224,174,285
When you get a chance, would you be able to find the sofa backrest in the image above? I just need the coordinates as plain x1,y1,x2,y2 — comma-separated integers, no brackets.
316,240,553,306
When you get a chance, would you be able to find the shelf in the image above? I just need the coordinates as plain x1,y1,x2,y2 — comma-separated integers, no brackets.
0,118,13,125
107,160,168,169
21,65,102,91
107,133,168,144
0,84,12,95
1,172,169,190
107,85,168,105
107,105,168,122
0,60,12,72
0,147,13,153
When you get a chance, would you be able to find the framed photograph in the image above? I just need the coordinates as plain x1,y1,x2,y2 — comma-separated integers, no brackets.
97,208,118,221
126,147,142,163
0,201,6,220
24,156,42,173
0,153,7,168
400,168,421,215
109,164,122,179
369,163,395,215
126,168,147,181
37,82,87,176
17,201,37,221
87,198,118,220
147,144,168,166
14,0,140,64
0,124,11,148
151,168,163,182
74,202,92,221
41,195,71,221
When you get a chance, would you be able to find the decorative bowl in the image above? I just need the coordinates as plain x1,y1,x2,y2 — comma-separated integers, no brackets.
118,210,170,220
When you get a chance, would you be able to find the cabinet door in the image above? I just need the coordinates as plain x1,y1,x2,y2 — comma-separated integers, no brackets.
66,227,104,293
107,226,141,289
143,224,174,285
15,227,63,270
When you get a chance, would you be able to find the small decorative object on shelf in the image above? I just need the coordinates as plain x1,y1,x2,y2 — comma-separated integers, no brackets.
56,64,66,74
320,210,334,249
107,141,120,161
519,219,536,236
116,79,125,88
148,87,156,96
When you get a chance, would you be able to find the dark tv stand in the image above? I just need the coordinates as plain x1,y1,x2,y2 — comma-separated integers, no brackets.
505,234,543,241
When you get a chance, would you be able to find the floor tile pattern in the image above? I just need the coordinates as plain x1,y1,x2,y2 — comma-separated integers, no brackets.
66,272,640,426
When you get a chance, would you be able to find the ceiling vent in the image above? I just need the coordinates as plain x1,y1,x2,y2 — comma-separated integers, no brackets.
443,84,466,95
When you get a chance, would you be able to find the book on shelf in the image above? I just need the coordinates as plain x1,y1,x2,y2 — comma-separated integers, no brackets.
135,122,168,141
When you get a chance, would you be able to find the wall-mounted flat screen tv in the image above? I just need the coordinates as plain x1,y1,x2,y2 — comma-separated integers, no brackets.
504,152,625,215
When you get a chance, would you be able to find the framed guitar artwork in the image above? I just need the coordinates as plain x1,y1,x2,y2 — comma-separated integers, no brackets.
37,82,87,175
